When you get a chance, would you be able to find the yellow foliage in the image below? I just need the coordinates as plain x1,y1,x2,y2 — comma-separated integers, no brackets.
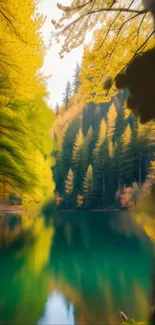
74,7,155,103
150,160,155,180
137,120,155,143
108,139,114,158
23,153,55,204
134,211,155,243
0,1,55,207
107,103,117,138
51,92,85,150
77,194,84,207
93,119,107,155
121,124,132,149
72,128,84,162
0,0,46,100
124,108,132,120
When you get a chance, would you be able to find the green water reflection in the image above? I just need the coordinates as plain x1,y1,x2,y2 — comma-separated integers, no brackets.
0,211,153,325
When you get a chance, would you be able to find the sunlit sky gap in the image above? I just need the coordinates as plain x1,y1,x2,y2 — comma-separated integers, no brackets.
38,0,84,109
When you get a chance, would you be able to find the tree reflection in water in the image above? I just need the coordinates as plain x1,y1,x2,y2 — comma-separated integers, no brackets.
0,211,153,325
46,212,153,325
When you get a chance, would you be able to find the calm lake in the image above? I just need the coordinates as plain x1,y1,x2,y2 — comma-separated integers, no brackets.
0,211,154,325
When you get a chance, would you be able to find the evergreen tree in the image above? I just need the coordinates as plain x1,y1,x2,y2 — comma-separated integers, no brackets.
135,121,153,186
121,124,132,150
93,119,107,207
65,168,74,195
72,62,81,93
93,119,107,156
119,123,133,186
83,164,93,208
64,168,74,208
107,103,117,140
72,128,84,163
149,160,155,181
82,126,94,173
62,81,72,109
72,127,84,194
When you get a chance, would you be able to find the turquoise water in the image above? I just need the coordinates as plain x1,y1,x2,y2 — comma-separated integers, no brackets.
0,211,153,324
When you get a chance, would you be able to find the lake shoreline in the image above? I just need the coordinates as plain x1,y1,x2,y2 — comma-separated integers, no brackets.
58,208,127,212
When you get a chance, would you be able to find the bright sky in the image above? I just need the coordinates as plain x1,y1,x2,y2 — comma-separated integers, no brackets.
38,0,84,109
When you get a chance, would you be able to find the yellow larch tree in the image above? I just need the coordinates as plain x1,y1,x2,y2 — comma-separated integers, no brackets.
72,128,84,162
107,103,117,139
93,119,107,156
65,168,74,194
0,0,45,100
52,0,155,103
121,124,132,149
0,1,55,206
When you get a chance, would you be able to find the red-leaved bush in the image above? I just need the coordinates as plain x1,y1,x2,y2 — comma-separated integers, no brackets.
116,179,152,208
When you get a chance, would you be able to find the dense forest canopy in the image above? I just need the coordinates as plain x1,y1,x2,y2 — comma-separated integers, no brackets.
0,0,55,206
52,86,155,209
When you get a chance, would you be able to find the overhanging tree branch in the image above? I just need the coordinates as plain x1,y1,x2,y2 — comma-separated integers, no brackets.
52,5,151,38
96,0,136,51
106,29,155,95
57,0,94,12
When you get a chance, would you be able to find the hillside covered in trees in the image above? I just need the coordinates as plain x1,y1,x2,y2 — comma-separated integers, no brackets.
52,87,155,210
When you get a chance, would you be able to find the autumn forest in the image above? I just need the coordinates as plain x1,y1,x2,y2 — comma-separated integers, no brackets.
1,0,155,324
52,84,155,209
1,0,155,212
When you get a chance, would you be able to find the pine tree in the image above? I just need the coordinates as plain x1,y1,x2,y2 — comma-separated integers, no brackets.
82,126,94,172
72,127,84,194
107,103,117,139
73,62,81,93
62,81,72,109
135,121,154,187
107,103,117,190
72,128,84,163
121,124,132,150
93,119,107,156
83,164,93,208
65,168,74,195
93,119,108,206
119,123,134,187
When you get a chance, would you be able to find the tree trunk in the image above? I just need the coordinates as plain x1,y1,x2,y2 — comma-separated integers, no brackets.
102,176,105,197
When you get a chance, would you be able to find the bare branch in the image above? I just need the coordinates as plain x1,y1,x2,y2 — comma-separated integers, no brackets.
106,29,155,95
52,5,150,40
57,0,94,12
96,0,136,51
134,29,155,53
96,12,120,51
137,12,147,37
